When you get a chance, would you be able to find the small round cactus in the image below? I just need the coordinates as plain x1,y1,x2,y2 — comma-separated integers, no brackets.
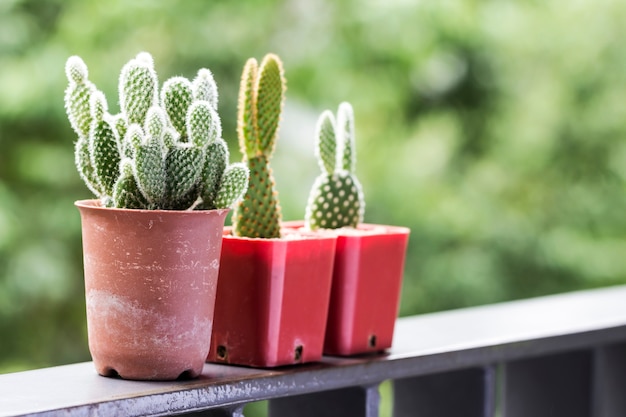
64,52,249,211
305,102,365,230
231,54,286,238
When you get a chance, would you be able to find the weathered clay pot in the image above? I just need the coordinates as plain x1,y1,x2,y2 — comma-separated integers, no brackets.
207,227,336,368
75,199,228,380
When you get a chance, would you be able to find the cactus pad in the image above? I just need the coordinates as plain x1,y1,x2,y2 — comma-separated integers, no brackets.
232,54,286,238
64,52,248,211
305,102,365,230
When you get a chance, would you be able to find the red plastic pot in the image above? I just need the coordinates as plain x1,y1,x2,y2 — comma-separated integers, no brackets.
324,224,410,356
207,228,336,368
283,222,410,356
75,200,228,380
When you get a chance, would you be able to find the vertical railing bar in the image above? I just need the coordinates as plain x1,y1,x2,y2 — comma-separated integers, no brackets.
499,360,507,417
229,404,245,417
591,342,626,417
592,346,602,417
482,364,498,417
232,404,245,417
363,383,382,417
493,362,505,417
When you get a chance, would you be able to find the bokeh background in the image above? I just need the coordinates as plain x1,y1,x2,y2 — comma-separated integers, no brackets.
2,0,626,377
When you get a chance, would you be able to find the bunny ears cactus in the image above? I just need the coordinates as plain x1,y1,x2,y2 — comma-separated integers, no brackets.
231,54,286,238
64,52,249,210
305,102,365,229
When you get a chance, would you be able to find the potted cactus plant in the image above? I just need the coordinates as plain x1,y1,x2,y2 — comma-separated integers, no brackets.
64,52,248,380
301,102,410,356
207,54,337,368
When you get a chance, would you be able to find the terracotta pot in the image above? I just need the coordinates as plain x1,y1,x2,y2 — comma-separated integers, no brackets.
283,221,410,356
207,228,336,368
75,199,228,380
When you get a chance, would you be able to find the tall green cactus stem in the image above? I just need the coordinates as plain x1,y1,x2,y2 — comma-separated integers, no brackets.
304,102,365,230
232,54,286,238
64,52,249,211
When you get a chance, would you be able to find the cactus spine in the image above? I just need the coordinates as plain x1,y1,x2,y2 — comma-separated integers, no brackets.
304,102,365,230
64,52,249,211
232,54,286,238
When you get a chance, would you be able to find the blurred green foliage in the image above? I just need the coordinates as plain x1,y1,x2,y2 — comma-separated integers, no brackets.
2,0,626,373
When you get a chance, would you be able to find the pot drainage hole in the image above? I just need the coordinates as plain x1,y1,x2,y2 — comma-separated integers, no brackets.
368,334,377,348
217,345,228,360
101,367,120,378
177,369,195,380
294,345,303,361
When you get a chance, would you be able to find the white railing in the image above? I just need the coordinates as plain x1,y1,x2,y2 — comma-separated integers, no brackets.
2,285,626,417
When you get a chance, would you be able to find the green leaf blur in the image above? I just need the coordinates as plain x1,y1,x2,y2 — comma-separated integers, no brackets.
2,0,626,373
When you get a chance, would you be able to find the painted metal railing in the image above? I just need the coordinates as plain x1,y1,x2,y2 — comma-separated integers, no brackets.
2,285,626,417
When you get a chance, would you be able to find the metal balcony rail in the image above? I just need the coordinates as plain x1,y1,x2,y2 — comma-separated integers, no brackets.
2,285,626,417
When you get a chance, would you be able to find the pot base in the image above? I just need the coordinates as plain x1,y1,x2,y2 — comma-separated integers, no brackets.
95,360,202,381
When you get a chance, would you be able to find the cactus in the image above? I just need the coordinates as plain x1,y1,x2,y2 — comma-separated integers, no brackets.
64,52,249,211
304,102,365,230
231,54,286,238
